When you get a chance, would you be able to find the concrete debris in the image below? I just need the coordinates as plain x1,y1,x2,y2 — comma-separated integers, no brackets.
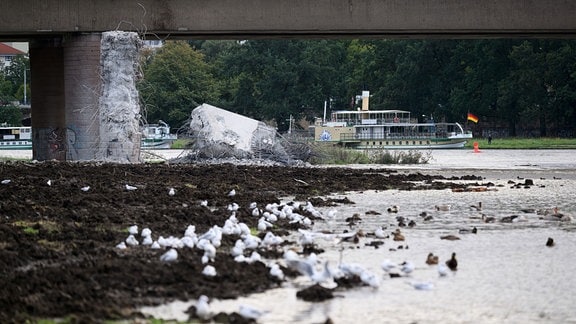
178,103,299,165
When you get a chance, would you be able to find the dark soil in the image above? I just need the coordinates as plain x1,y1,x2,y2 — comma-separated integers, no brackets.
0,161,481,322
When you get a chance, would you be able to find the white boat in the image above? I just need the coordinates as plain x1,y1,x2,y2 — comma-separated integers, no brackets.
0,126,32,149
314,107,472,149
141,121,178,149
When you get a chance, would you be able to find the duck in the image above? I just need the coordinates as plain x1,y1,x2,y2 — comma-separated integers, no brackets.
425,253,439,265
459,227,477,234
546,237,555,247
481,214,495,223
435,204,451,212
500,215,519,223
446,252,458,271
387,205,399,213
392,229,405,241
470,202,482,211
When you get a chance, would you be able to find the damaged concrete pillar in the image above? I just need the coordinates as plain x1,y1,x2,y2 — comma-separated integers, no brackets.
96,31,142,163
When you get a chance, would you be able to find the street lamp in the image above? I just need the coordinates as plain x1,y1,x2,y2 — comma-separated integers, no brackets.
23,68,27,105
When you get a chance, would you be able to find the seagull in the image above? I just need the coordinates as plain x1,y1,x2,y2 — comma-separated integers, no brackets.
150,241,161,249
160,248,178,262
380,259,396,272
230,239,246,257
168,187,176,196
360,269,380,288
374,227,387,239
247,251,262,264
128,225,139,235
269,263,285,280
410,281,434,290
437,263,449,277
46,179,52,186
238,304,268,321
258,217,273,231
261,232,283,247
195,295,211,320
125,234,139,246
142,236,153,245
202,265,217,277
435,204,451,211
228,189,236,197
80,186,90,192
184,225,196,238
125,184,137,191
1,179,11,185
141,228,152,237
200,200,208,207
400,261,415,275
115,242,127,249
181,236,196,249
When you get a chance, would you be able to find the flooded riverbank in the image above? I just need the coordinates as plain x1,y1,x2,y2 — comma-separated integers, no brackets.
140,150,576,323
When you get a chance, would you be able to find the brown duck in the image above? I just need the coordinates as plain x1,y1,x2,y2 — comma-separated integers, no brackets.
426,253,439,265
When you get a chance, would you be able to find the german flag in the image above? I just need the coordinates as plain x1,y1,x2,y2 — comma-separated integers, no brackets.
467,112,479,123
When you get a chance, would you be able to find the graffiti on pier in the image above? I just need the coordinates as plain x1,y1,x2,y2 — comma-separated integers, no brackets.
48,127,67,154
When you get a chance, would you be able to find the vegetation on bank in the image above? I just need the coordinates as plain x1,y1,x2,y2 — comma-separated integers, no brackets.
138,39,576,137
308,144,432,165
464,137,576,149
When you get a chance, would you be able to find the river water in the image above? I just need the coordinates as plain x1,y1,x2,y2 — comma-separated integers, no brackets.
141,149,576,323
2,149,576,323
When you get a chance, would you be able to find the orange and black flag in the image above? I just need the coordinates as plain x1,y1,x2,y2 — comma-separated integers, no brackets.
467,112,479,123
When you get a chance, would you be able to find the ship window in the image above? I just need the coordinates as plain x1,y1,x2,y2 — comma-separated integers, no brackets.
392,141,395,145
427,140,430,144
413,141,416,145
379,142,382,145
420,141,423,144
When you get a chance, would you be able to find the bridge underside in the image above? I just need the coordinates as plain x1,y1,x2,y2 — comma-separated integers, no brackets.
1,0,576,161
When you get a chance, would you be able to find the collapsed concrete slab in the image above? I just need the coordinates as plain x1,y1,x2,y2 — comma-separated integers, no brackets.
186,103,291,163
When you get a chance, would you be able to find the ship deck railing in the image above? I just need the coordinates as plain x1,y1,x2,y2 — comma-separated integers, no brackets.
339,132,451,142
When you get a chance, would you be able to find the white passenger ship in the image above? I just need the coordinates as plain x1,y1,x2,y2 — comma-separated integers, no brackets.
0,126,32,149
314,92,472,149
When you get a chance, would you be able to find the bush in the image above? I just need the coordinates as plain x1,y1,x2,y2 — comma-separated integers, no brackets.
308,144,431,165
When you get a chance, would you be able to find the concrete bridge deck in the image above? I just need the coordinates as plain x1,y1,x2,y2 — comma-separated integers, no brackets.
2,0,576,39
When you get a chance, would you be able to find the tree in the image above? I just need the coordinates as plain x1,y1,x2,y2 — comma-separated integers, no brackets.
0,104,22,126
138,41,220,131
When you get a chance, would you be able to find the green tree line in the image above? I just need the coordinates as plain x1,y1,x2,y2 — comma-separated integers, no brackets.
139,39,576,138
0,55,29,126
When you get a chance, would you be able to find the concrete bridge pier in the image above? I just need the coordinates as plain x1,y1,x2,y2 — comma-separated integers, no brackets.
30,34,101,161
29,37,66,161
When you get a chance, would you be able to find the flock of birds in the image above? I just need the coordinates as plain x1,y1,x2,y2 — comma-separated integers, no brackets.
107,180,573,322
110,186,470,322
